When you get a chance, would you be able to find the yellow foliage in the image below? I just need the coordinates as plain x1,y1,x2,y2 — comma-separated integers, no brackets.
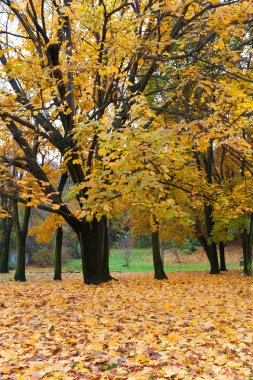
28,214,64,243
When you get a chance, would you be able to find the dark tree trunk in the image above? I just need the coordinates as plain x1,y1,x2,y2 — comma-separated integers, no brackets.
102,219,111,280
13,202,31,282
0,197,13,273
77,217,112,285
54,226,63,281
0,216,13,273
151,217,168,280
198,236,209,260
196,143,220,275
207,242,220,274
151,230,168,280
198,236,219,274
204,204,220,274
242,229,252,276
219,242,227,271
240,156,252,275
14,230,26,282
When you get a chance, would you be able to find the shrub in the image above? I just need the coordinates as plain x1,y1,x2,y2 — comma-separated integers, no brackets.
31,247,54,267
177,237,200,255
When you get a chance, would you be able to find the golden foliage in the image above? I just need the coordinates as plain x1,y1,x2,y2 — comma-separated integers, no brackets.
28,214,64,243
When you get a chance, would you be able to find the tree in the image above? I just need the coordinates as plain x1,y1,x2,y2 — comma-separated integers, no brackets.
54,226,63,280
97,0,253,276
0,0,251,283
13,201,31,281
151,216,168,280
0,197,13,273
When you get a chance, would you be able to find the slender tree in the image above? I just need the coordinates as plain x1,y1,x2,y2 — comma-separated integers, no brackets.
0,198,13,273
241,214,253,276
54,226,63,281
13,201,31,282
151,220,168,280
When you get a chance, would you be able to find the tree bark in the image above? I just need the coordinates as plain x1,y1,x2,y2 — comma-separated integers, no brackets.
207,242,220,274
198,236,209,260
13,202,31,282
54,226,63,281
0,197,13,273
0,215,13,273
204,204,220,274
14,230,26,282
77,217,112,285
196,144,220,275
219,242,227,271
198,236,219,274
242,225,252,276
151,219,168,280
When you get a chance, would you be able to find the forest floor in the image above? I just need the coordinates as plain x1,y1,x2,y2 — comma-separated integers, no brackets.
164,243,242,266
0,270,252,379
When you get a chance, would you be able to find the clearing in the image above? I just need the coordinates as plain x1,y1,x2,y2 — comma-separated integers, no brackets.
64,244,242,273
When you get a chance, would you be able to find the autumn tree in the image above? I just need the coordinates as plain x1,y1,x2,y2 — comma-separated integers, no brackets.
1,0,252,283
96,0,253,275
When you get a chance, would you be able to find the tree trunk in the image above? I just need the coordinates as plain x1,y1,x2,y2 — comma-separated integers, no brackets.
207,242,220,274
0,216,13,273
102,219,111,280
242,230,252,276
54,226,63,281
196,145,220,275
14,231,26,282
199,236,219,274
204,204,220,274
78,217,112,284
198,236,209,260
13,202,31,282
151,220,168,280
219,242,227,271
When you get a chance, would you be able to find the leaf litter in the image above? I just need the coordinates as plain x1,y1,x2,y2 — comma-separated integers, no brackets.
0,271,252,379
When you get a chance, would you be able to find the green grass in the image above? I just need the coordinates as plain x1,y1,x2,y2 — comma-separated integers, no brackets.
64,248,216,273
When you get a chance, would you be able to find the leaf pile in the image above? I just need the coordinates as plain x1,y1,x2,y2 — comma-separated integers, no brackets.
0,271,252,379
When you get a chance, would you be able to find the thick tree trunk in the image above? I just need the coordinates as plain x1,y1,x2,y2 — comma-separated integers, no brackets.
242,230,252,276
207,242,220,274
13,202,31,282
78,217,112,285
151,229,168,280
199,236,219,274
0,216,13,273
198,236,209,260
102,219,111,280
54,227,63,281
196,145,219,275
14,231,26,282
219,242,227,271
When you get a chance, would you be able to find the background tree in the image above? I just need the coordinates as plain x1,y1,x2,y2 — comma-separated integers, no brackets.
0,197,13,273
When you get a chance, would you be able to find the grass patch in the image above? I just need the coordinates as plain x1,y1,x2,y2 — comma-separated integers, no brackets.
64,248,218,273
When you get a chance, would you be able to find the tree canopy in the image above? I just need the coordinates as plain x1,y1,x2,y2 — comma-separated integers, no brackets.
0,0,253,282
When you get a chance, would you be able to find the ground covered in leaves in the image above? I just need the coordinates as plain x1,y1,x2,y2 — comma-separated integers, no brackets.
0,271,252,380
164,243,242,266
